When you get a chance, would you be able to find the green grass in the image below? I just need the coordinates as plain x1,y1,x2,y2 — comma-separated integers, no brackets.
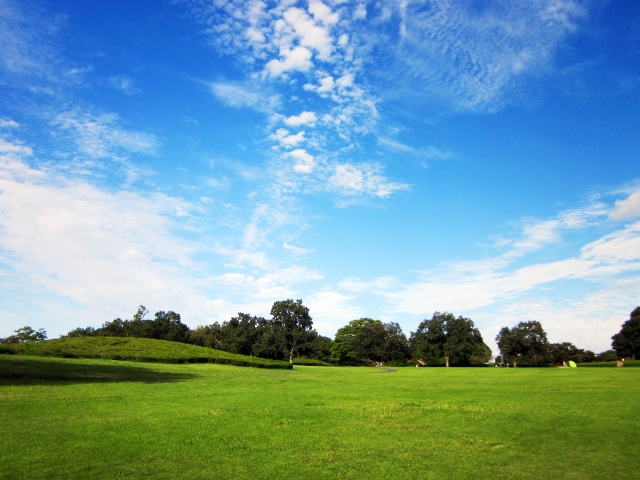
292,357,333,366
1,356,638,479
578,360,640,367
0,337,291,369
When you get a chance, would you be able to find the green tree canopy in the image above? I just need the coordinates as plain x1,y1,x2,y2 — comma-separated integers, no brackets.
546,342,595,364
410,312,490,367
330,319,409,365
0,326,47,344
496,320,548,366
612,307,640,359
270,299,314,364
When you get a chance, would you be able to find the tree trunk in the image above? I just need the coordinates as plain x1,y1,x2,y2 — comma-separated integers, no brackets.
513,360,517,367
445,356,450,368
289,349,294,364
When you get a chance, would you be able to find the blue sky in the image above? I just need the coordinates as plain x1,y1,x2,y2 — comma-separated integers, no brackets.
1,0,639,355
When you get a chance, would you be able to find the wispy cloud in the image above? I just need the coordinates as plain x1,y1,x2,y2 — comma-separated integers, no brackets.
337,191,640,350
51,109,159,158
283,242,314,256
209,81,281,113
366,0,589,112
108,75,142,95
0,133,325,335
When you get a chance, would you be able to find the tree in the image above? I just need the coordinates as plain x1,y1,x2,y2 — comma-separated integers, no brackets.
307,335,333,362
152,310,189,343
64,327,97,338
330,318,378,365
612,307,640,360
330,319,409,365
594,349,618,362
0,326,47,343
270,299,314,364
410,312,490,367
496,321,548,366
546,342,595,364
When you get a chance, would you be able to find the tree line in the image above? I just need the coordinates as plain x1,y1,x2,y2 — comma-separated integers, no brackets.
3,302,639,366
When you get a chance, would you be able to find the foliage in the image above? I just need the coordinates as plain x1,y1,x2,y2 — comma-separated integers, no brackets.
496,321,548,366
330,318,409,365
594,349,618,362
64,306,190,344
270,299,315,364
0,326,47,344
0,337,292,369
187,302,328,363
611,306,640,359
545,342,595,364
1,358,639,479
411,312,491,366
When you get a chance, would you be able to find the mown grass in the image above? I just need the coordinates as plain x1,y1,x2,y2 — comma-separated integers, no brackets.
292,357,333,366
0,337,291,369
579,360,640,367
1,355,638,479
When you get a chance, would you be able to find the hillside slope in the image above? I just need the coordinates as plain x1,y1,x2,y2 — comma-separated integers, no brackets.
0,337,292,369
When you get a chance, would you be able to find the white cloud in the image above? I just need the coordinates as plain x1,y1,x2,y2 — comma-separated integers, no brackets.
289,148,316,174
265,46,313,76
610,189,640,220
372,0,589,112
0,137,33,157
210,82,281,113
339,218,640,326
283,242,314,255
353,3,367,20
336,73,354,88
270,128,306,148
284,111,317,127
329,163,408,198
0,118,20,128
305,290,363,336
317,75,335,92
308,1,339,27
282,7,334,61
0,138,327,336
51,110,158,158
108,75,142,95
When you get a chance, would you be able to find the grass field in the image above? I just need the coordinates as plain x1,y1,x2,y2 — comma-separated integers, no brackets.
1,355,639,479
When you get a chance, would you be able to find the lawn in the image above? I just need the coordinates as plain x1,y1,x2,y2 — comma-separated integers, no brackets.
1,355,638,479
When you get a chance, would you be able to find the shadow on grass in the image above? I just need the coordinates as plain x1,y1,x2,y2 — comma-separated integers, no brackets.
0,355,198,385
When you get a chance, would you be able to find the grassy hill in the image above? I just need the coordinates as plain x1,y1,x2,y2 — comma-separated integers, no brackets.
0,337,292,369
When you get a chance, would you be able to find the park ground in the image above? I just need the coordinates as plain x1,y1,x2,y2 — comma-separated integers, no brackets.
1,355,639,479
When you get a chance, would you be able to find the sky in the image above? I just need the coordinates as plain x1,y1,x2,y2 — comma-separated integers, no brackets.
1,0,639,355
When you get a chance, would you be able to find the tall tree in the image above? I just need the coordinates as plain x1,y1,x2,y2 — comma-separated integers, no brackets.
330,318,377,365
0,326,47,343
411,312,489,367
496,321,548,366
270,299,314,364
330,319,409,365
546,342,595,364
612,307,640,359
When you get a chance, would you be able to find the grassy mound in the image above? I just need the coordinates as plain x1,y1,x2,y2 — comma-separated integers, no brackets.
0,337,292,369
